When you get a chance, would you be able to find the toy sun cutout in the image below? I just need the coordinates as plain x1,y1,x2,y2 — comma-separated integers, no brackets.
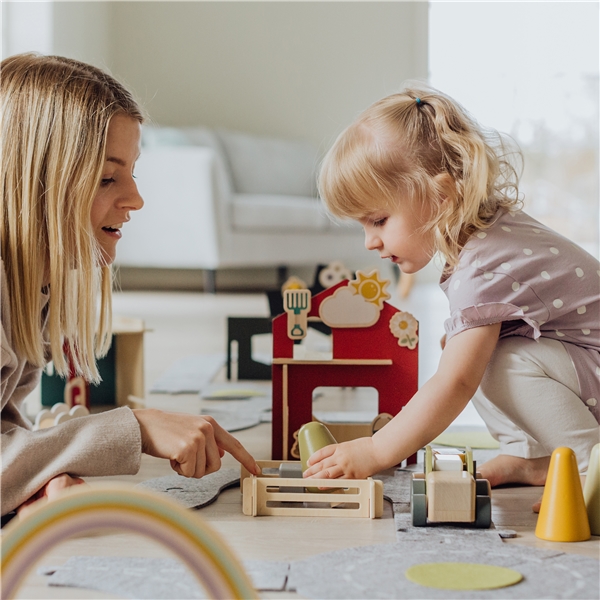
349,270,391,309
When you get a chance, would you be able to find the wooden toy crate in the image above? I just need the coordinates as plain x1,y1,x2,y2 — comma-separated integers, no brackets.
241,460,383,519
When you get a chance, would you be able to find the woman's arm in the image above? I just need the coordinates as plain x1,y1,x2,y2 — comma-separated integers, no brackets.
304,322,502,480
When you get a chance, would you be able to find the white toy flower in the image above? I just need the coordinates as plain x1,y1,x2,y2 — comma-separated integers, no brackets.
318,261,352,289
389,311,419,349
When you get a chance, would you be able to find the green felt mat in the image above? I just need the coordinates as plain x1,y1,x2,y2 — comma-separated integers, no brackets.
432,430,500,449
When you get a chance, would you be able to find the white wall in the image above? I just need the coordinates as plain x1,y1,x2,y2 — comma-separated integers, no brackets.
4,2,427,148
108,1,428,148
53,2,111,70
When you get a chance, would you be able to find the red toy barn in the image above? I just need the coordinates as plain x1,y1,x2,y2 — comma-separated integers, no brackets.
271,278,419,463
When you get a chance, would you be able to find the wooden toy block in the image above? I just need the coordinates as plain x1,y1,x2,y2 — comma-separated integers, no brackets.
432,454,465,471
426,471,476,522
240,460,383,519
411,446,491,528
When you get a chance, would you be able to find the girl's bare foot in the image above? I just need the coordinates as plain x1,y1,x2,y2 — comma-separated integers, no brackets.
478,454,550,488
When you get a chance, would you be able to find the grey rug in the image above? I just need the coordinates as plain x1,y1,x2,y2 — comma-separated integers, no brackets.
136,468,239,509
150,354,225,394
287,541,600,599
200,396,272,432
39,556,289,599
39,450,600,599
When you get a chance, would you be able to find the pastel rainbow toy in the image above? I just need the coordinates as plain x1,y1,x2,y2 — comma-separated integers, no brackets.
1,483,258,599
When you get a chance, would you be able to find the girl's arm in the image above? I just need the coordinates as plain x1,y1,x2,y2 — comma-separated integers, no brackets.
304,322,502,480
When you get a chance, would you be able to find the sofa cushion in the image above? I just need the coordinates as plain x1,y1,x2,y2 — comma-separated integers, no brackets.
231,194,329,231
216,130,318,197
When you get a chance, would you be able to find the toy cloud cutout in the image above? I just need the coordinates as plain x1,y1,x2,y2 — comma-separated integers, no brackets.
319,287,381,328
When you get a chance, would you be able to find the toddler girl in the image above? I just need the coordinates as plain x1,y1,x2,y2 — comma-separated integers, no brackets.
1,54,259,518
305,85,599,488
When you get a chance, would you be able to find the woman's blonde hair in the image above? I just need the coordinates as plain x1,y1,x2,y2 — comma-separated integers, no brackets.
319,83,522,271
1,53,143,383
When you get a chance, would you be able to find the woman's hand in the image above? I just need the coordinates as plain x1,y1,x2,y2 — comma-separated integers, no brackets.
302,437,383,480
17,474,86,518
133,409,261,478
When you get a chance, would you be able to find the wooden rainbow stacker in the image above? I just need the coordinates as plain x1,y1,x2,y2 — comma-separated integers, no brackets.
241,460,383,519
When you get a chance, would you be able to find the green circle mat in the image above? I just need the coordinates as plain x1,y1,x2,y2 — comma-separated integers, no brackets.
405,562,523,590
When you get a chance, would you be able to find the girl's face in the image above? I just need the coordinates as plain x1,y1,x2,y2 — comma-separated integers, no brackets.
91,114,143,265
360,199,434,274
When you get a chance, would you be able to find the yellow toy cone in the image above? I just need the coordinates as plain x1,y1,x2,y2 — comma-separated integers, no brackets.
583,443,600,536
536,447,590,542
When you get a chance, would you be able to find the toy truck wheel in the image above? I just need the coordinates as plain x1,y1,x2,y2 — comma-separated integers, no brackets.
411,493,427,527
475,478,491,496
411,477,428,527
474,494,492,528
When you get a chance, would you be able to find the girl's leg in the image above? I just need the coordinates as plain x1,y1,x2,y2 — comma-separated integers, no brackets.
472,336,599,487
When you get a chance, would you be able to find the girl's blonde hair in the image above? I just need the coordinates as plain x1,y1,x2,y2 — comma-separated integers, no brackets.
1,53,143,383
319,83,522,271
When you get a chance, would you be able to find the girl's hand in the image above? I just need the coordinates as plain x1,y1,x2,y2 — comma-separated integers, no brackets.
17,474,86,518
303,437,383,480
133,409,261,478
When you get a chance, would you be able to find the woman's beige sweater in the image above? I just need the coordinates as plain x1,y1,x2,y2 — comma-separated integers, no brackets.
1,261,142,515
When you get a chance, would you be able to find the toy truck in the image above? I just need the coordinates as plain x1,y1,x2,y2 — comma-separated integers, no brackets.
411,445,492,528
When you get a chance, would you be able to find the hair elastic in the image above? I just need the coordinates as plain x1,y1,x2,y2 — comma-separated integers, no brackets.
415,98,422,106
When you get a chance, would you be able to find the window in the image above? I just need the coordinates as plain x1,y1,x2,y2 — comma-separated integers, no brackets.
429,2,599,258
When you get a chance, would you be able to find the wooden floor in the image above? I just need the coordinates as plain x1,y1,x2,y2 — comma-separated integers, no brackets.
12,287,600,598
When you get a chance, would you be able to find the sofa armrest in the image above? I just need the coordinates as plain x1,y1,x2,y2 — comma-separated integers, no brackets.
116,146,228,269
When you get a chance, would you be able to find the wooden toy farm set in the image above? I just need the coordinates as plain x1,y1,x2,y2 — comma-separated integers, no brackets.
241,267,421,519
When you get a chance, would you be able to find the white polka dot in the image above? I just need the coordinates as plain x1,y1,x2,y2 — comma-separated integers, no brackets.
550,247,559,255
576,268,584,277
553,299,563,309
523,248,533,255
586,398,597,407
555,330,565,337
520,306,529,312
453,279,461,291
502,226,512,232
476,232,487,239
582,329,591,335
501,262,512,270
532,228,541,233
541,271,551,280
483,272,494,280
577,306,587,315
471,259,482,268
512,282,520,292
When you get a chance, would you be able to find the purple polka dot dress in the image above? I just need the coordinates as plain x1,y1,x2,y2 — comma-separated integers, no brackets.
441,209,600,423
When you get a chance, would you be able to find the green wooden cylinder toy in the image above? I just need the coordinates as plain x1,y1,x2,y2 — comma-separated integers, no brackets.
298,422,337,493
298,422,337,472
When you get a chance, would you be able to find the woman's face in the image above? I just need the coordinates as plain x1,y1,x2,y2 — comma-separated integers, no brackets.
91,114,143,265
